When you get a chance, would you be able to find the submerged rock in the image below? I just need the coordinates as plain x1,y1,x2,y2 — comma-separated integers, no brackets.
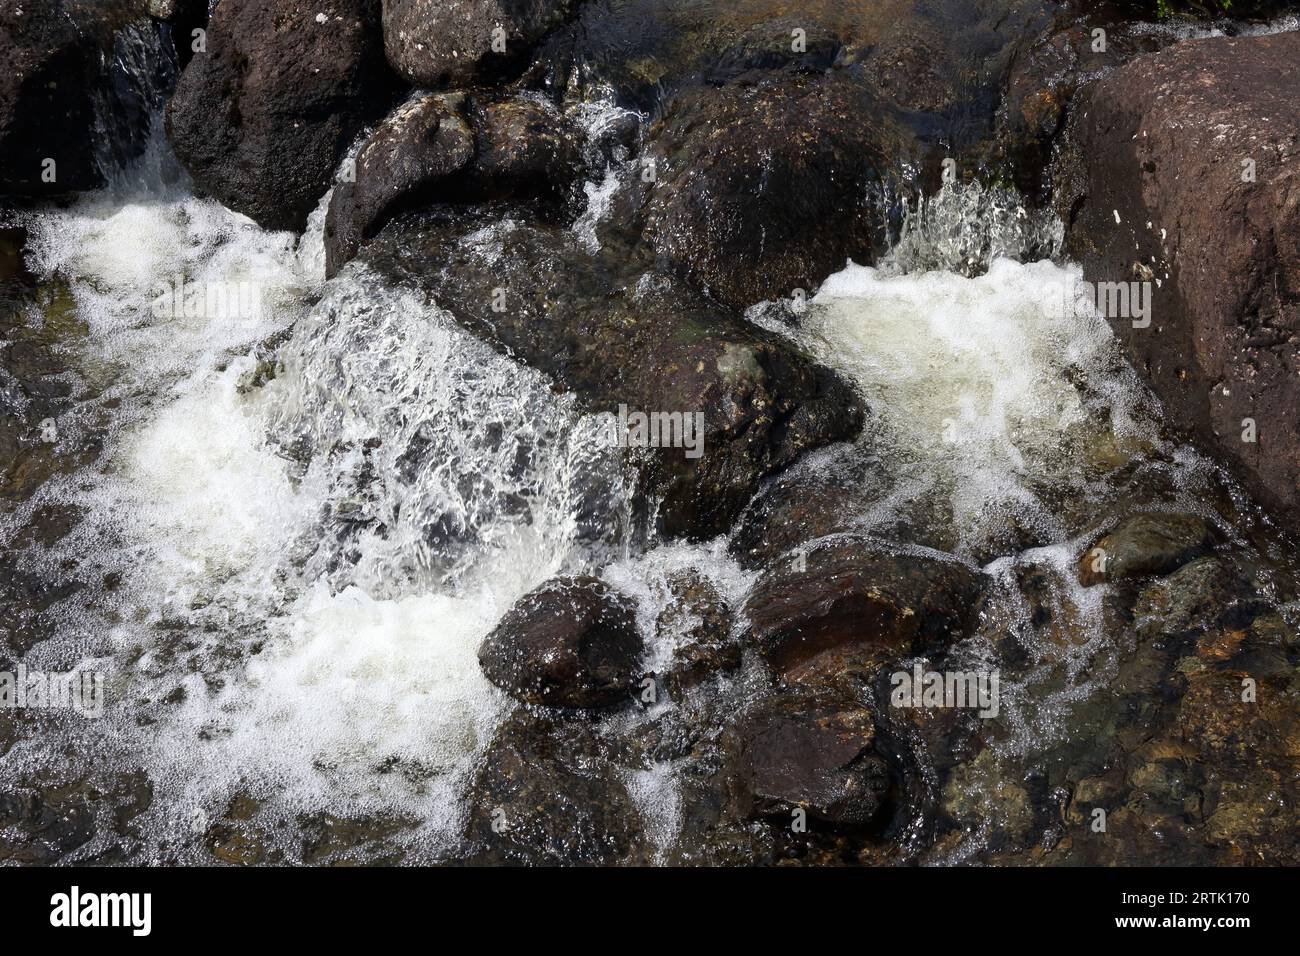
654,569,739,696
0,1,169,199
1077,512,1214,586
324,92,581,275
1132,556,1262,639
478,576,643,709
741,539,984,677
1057,31,1300,532
166,0,397,231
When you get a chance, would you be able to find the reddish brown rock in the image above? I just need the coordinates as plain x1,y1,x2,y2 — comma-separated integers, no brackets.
477,576,643,709
1057,32,1300,532
741,540,984,676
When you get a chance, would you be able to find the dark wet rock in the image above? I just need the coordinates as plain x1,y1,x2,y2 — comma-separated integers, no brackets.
727,448,965,571
382,0,576,87
0,772,154,864
366,212,863,539
148,0,209,69
324,92,582,276
654,570,739,696
1077,511,1214,586
0,1,170,199
8,791,92,865
722,689,890,826
528,0,1060,304
741,539,984,676
642,72,907,310
467,707,640,864
995,7,1178,203
533,0,1050,115
165,0,397,232
1056,31,1300,532
478,575,643,709
326,94,475,275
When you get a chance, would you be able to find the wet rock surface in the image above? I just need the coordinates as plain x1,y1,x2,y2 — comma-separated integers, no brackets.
478,575,643,708
654,570,740,696
383,0,577,87
0,1,171,199
1077,511,1214,586
741,539,985,677
364,211,864,539
324,91,582,275
466,708,641,864
641,73,903,310
722,689,890,826
1056,30,1300,532
165,0,398,231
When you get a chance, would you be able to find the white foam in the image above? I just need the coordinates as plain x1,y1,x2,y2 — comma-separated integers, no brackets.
798,257,1156,556
7,159,632,860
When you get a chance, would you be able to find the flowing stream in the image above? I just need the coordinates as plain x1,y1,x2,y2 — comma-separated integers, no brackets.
1,105,1296,863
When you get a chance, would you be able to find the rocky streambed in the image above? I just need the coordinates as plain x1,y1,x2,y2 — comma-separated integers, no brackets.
0,0,1298,866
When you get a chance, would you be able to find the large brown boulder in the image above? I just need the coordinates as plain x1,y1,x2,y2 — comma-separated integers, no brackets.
382,0,575,87
165,0,397,231
741,539,984,677
477,576,643,709
1057,32,1300,532
642,73,908,310
0,1,165,199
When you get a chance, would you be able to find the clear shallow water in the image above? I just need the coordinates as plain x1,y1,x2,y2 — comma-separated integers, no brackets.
1,144,1292,862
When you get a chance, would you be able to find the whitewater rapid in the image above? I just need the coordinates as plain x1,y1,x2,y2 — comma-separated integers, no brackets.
1,148,1240,861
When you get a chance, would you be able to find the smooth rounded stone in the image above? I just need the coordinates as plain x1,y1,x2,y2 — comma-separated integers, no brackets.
165,0,397,232
1132,556,1261,639
1076,511,1214,586
0,1,164,199
381,0,575,87
722,689,889,826
741,539,984,676
654,569,739,696
642,72,906,310
466,708,640,865
478,575,644,709
1056,31,1300,533
324,92,582,276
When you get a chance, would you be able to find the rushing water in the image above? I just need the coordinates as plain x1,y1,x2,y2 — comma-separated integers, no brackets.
2,107,1296,862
